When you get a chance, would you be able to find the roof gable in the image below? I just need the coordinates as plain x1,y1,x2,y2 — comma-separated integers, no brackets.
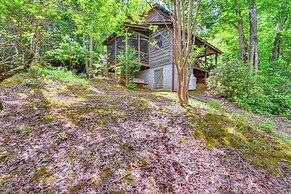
145,3,171,23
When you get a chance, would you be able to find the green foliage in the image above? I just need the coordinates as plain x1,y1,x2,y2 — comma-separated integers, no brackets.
277,133,291,146
92,55,110,76
116,46,141,81
44,35,87,70
24,79,38,88
207,60,291,118
208,101,222,109
23,127,31,135
259,120,275,133
57,132,68,141
127,83,139,90
38,67,89,85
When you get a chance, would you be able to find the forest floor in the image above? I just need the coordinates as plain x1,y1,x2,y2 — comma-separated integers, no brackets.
0,74,290,193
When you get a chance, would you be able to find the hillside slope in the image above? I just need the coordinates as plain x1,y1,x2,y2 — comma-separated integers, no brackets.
0,74,290,193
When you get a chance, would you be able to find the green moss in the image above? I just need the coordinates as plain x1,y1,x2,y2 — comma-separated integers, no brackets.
122,163,134,187
259,119,275,133
190,113,291,174
122,177,134,187
208,101,222,109
68,154,76,161
117,144,134,152
0,150,11,163
43,175,57,184
97,168,114,185
0,76,25,88
31,166,53,182
277,133,291,146
179,138,188,144
69,183,85,194
42,115,56,123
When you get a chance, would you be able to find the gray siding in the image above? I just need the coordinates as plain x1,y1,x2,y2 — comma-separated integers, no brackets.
150,27,172,68
146,9,169,23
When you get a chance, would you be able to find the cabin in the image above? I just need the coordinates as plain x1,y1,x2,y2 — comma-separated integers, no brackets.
102,3,222,91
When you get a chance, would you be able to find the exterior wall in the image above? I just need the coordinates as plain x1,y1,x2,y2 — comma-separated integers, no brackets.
145,9,169,23
136,25,174,91
146,10,161,22
150,26,171,68
137,64,175,91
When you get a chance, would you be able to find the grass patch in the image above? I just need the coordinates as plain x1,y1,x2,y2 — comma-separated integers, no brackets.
259,119,275,133
208,101,222,109
277,133,291,146
24,79,38,88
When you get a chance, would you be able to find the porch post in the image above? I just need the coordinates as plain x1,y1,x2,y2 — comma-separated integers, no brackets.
204,49,207,69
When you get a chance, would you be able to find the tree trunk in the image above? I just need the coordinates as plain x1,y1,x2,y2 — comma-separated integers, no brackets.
234,1,248,63
88,0,94,78
237,19,248,62
177,68,188,107
82,8,88,76
271,0,287,61
89,35,93,78
249,0,258,74
172,0,201,107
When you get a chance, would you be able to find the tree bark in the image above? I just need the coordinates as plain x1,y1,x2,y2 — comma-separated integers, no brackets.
271,0,287,61
88,0,94,78
172,0,201,107
237,19,248,62
234,5,248,63
249,0,258,74
82,8,89,76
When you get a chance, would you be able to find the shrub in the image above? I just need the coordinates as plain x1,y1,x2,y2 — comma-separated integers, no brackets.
44,35,87,71
127,83,139,90
116,46,141,82
207,60,291,118
92,54,111,76
24,79,38,88
38,67,88,85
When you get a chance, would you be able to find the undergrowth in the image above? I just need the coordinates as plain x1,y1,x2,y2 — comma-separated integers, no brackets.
38,67,89,85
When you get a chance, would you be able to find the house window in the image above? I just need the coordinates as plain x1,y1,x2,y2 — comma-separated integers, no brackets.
154,34,163,49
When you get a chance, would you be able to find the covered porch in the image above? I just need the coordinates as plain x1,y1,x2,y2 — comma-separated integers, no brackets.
102,23,151,73
192,37,223,89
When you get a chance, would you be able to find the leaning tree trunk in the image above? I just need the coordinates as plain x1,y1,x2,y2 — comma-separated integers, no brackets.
249,0,258,74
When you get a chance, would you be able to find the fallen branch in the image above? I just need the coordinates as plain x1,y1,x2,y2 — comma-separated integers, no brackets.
0,63,30,83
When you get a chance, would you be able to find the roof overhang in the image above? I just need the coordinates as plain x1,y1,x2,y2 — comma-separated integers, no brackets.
102,23,150,45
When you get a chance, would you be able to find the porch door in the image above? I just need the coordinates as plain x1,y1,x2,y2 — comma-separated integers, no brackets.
154,69,163,89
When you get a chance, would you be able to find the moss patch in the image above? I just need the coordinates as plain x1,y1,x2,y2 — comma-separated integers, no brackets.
69,183,86,194
190,113,291,174
31,165,53,182
117,144,135,152
0,76,26,88
0,150,11,163
42,115,57,123
97,167,114,185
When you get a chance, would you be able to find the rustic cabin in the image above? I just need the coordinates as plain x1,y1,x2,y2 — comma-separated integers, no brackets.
102,3,222,91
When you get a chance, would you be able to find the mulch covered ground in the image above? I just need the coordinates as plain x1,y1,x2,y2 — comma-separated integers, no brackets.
0,76,290,193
